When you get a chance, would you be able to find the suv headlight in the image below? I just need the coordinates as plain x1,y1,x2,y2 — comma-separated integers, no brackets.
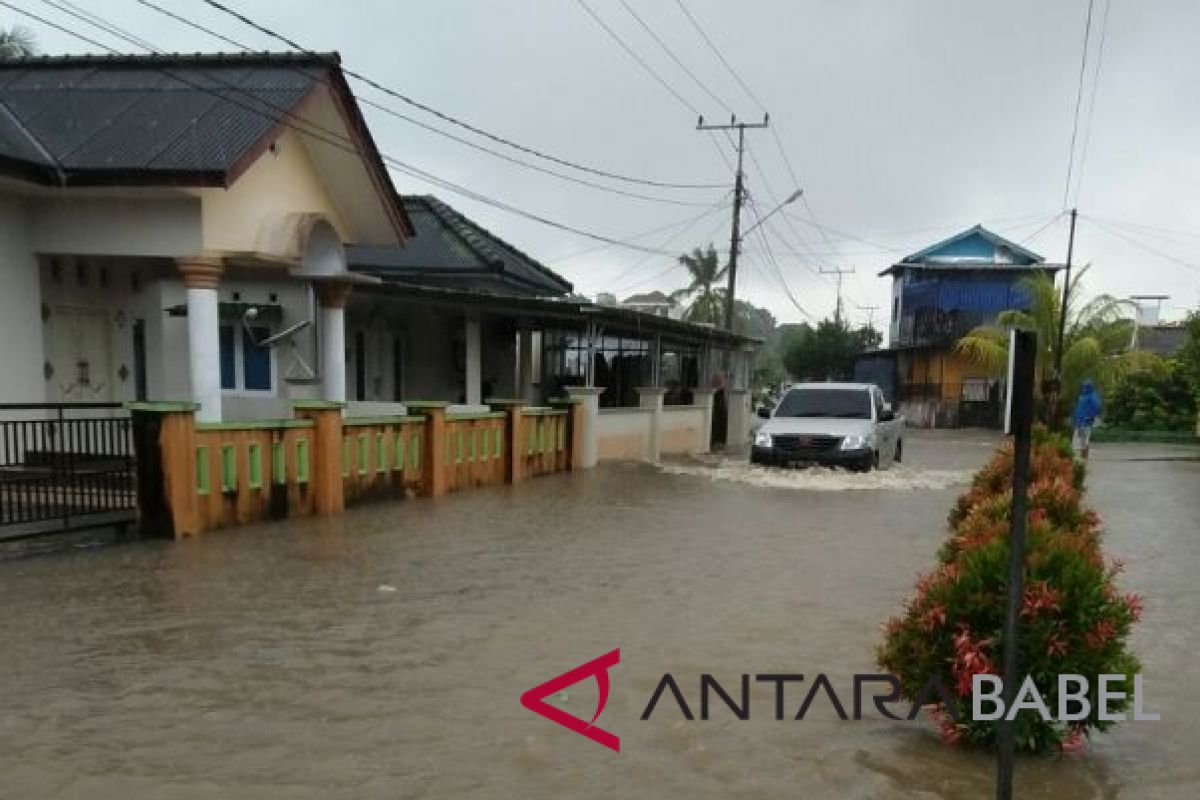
840,433,873,451
754,430,773,447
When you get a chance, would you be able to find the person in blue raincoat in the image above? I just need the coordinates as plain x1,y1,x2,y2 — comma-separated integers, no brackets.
1072,379,1102,459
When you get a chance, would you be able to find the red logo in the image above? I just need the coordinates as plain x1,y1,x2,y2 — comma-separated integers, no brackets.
520,649,621,752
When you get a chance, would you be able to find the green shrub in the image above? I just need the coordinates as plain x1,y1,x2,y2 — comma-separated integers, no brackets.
877,429,1141,752
1105,365,1197,432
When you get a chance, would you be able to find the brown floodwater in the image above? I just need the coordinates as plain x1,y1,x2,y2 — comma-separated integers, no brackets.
0,431,1197,799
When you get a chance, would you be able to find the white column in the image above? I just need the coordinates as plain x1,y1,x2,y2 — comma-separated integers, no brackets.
465,314,482,405
637,386,667,461
565,385,604,469
726,389,752,452
178,257,224,423
518,326,535,402
316,281,352,404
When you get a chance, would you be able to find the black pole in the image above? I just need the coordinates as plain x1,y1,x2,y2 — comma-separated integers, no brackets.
723,124,745,332
996,329,1038,800
1047,208,1078,420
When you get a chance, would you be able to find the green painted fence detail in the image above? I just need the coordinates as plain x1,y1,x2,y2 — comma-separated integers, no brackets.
220,444,237,492
296,438,310,483
357,433,369,476
196,446,210,495
248,442,263,489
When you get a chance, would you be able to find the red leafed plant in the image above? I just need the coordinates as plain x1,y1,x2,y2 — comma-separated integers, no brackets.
876,428,1142,752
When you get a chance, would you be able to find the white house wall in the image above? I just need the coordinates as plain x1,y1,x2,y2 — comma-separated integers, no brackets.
0,195,46,403
28,193,202,258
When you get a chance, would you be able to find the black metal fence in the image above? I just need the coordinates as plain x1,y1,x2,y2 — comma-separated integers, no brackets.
0,403,136,537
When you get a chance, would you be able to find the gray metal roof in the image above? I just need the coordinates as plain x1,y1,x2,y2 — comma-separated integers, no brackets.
348,195,573,297
0,54,376,199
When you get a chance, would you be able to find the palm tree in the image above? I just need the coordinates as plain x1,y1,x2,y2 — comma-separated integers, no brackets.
0,26,36,59
671,244,727,325
955,267,1150,417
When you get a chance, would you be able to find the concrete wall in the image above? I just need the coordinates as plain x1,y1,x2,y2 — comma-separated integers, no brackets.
660,405,706,455
595,407,654,461
28,193,202,258
194,128,351,255
0,195,46,403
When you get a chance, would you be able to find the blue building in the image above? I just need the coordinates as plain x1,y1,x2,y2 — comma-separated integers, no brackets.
871,225,1061,427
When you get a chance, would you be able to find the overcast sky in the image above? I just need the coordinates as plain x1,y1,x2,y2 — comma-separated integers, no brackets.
21,0,1200,330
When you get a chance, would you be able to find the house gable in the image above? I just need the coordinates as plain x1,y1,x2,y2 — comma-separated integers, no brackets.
0,52,411,249
899,224,1043,266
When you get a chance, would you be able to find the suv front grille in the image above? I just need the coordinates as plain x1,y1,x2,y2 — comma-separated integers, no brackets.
772,434,843,455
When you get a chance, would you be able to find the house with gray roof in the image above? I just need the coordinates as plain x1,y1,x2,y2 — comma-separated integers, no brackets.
0,50,758,490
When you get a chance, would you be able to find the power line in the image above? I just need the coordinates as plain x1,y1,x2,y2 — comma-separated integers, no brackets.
1017,212,1067,246
196,0,725,190
601,202,731,289
575,0,701,116
1062,0,1096,208
6,2,703,257
548,195,730,263
1071,0,1112,205
616,0,734,116
672,0,768,112
610,212,731,296
133,0,715,208
1082,215,1200,275
46,0,158,51
746,200,815,321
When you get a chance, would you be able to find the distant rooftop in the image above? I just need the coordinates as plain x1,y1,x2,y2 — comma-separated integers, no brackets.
880,224,1061,276
348,195,572,297
622,291,673,305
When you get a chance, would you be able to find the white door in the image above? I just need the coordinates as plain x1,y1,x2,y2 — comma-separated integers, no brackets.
52,306,112,402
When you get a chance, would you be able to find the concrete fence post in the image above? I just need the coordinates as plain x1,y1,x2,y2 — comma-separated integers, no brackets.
128,401,200,539
691,387,716,454
486,399,527,484
406,401,449,497
549,396,586,470
564,386,604,469
726,389,752,453
292,400,345,515
636,386,668,462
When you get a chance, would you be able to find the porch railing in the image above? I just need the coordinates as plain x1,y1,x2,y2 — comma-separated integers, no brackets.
0,403,135,536
130,398,585,538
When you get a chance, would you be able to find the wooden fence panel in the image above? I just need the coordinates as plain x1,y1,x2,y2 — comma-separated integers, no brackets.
440,413,508,493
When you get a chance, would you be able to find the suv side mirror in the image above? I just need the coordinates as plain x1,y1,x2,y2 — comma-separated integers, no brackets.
756,406,771,419
879,402,894,422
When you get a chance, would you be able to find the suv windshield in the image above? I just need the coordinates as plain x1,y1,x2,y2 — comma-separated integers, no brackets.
775,388,872,419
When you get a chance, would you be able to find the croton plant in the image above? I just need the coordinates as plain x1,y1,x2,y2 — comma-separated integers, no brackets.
877,429,1142,752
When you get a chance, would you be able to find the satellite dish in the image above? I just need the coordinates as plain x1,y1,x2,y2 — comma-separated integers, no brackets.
241,309,317,383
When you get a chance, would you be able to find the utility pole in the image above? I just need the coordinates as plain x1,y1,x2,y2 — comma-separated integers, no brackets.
696,114,769,332
857,304,880,330
1048,208,1078,422
820,266,855,324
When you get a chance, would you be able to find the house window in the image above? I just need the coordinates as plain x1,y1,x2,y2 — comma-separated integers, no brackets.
219,323,275,393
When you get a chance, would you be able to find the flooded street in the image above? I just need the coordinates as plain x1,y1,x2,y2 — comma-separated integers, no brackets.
1,430,1197,799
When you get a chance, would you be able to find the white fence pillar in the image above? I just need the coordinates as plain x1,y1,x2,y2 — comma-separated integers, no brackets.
565,385,604,469
177,257,224,423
